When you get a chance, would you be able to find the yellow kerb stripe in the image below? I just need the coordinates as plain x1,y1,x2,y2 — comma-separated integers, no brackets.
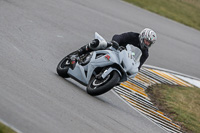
122,81,147,96
123,96,172,122
135,73,156,85
125,81,145,91
120,82,148,97
123,95,181,129
157,110,164,115
148,69,192,87
171,123,181,129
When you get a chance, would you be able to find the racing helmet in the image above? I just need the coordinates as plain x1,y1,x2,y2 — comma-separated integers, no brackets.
139,28,157,49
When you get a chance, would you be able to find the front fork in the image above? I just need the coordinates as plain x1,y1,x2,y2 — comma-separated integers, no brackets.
100,67,122,79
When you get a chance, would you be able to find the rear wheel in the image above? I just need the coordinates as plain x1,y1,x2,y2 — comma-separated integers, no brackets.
87,71,120,96
57,56,70,78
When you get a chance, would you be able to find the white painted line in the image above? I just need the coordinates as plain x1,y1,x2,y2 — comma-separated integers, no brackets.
57,35,64,38
0,118,23,133
173,74,200,88
143,64,200,80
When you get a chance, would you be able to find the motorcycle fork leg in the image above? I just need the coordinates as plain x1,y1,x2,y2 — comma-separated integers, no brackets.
95,67,108,79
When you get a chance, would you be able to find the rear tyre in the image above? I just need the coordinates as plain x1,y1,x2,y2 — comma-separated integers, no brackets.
87,71,120,96
57,56,70,78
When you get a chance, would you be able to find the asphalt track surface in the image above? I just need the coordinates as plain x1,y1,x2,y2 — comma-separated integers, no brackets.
0,0,200,133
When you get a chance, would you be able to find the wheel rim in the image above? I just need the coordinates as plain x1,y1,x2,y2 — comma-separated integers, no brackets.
91,75,111,90
60,58,70,68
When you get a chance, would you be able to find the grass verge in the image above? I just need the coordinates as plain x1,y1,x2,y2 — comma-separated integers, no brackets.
0,121,17,133
146,84,200,133
124,0,200,31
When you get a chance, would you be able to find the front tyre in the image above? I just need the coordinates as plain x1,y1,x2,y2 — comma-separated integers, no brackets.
57,56,70,78
87,71,120,96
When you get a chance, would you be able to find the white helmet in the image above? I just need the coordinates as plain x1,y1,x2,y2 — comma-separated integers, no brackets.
139,28,157,49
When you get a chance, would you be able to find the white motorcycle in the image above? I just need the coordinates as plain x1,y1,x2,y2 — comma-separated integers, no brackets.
57,32,142,96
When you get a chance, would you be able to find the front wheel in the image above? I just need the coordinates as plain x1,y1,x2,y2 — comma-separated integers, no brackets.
57,56,70,78
87,71,120,96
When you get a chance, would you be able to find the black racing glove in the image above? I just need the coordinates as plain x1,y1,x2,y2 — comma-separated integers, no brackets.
89,39,99,48
107,40,119,50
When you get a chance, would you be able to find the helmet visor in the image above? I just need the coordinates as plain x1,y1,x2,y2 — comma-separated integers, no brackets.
144,39,152,47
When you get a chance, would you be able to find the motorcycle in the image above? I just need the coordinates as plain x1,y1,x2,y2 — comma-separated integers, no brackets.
57,32,142,96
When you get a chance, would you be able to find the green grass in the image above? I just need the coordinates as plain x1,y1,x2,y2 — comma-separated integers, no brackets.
146,84,200,133
0,122,17,133
124,0,200,31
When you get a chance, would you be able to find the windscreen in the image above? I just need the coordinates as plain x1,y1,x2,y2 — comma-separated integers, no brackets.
95,32,106,42
128,45,142,62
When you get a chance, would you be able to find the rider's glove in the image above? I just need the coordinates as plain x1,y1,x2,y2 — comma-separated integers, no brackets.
89,39,99,48
107,41,119,50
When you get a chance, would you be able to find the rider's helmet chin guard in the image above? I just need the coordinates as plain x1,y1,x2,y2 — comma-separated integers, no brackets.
139,28,157,49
